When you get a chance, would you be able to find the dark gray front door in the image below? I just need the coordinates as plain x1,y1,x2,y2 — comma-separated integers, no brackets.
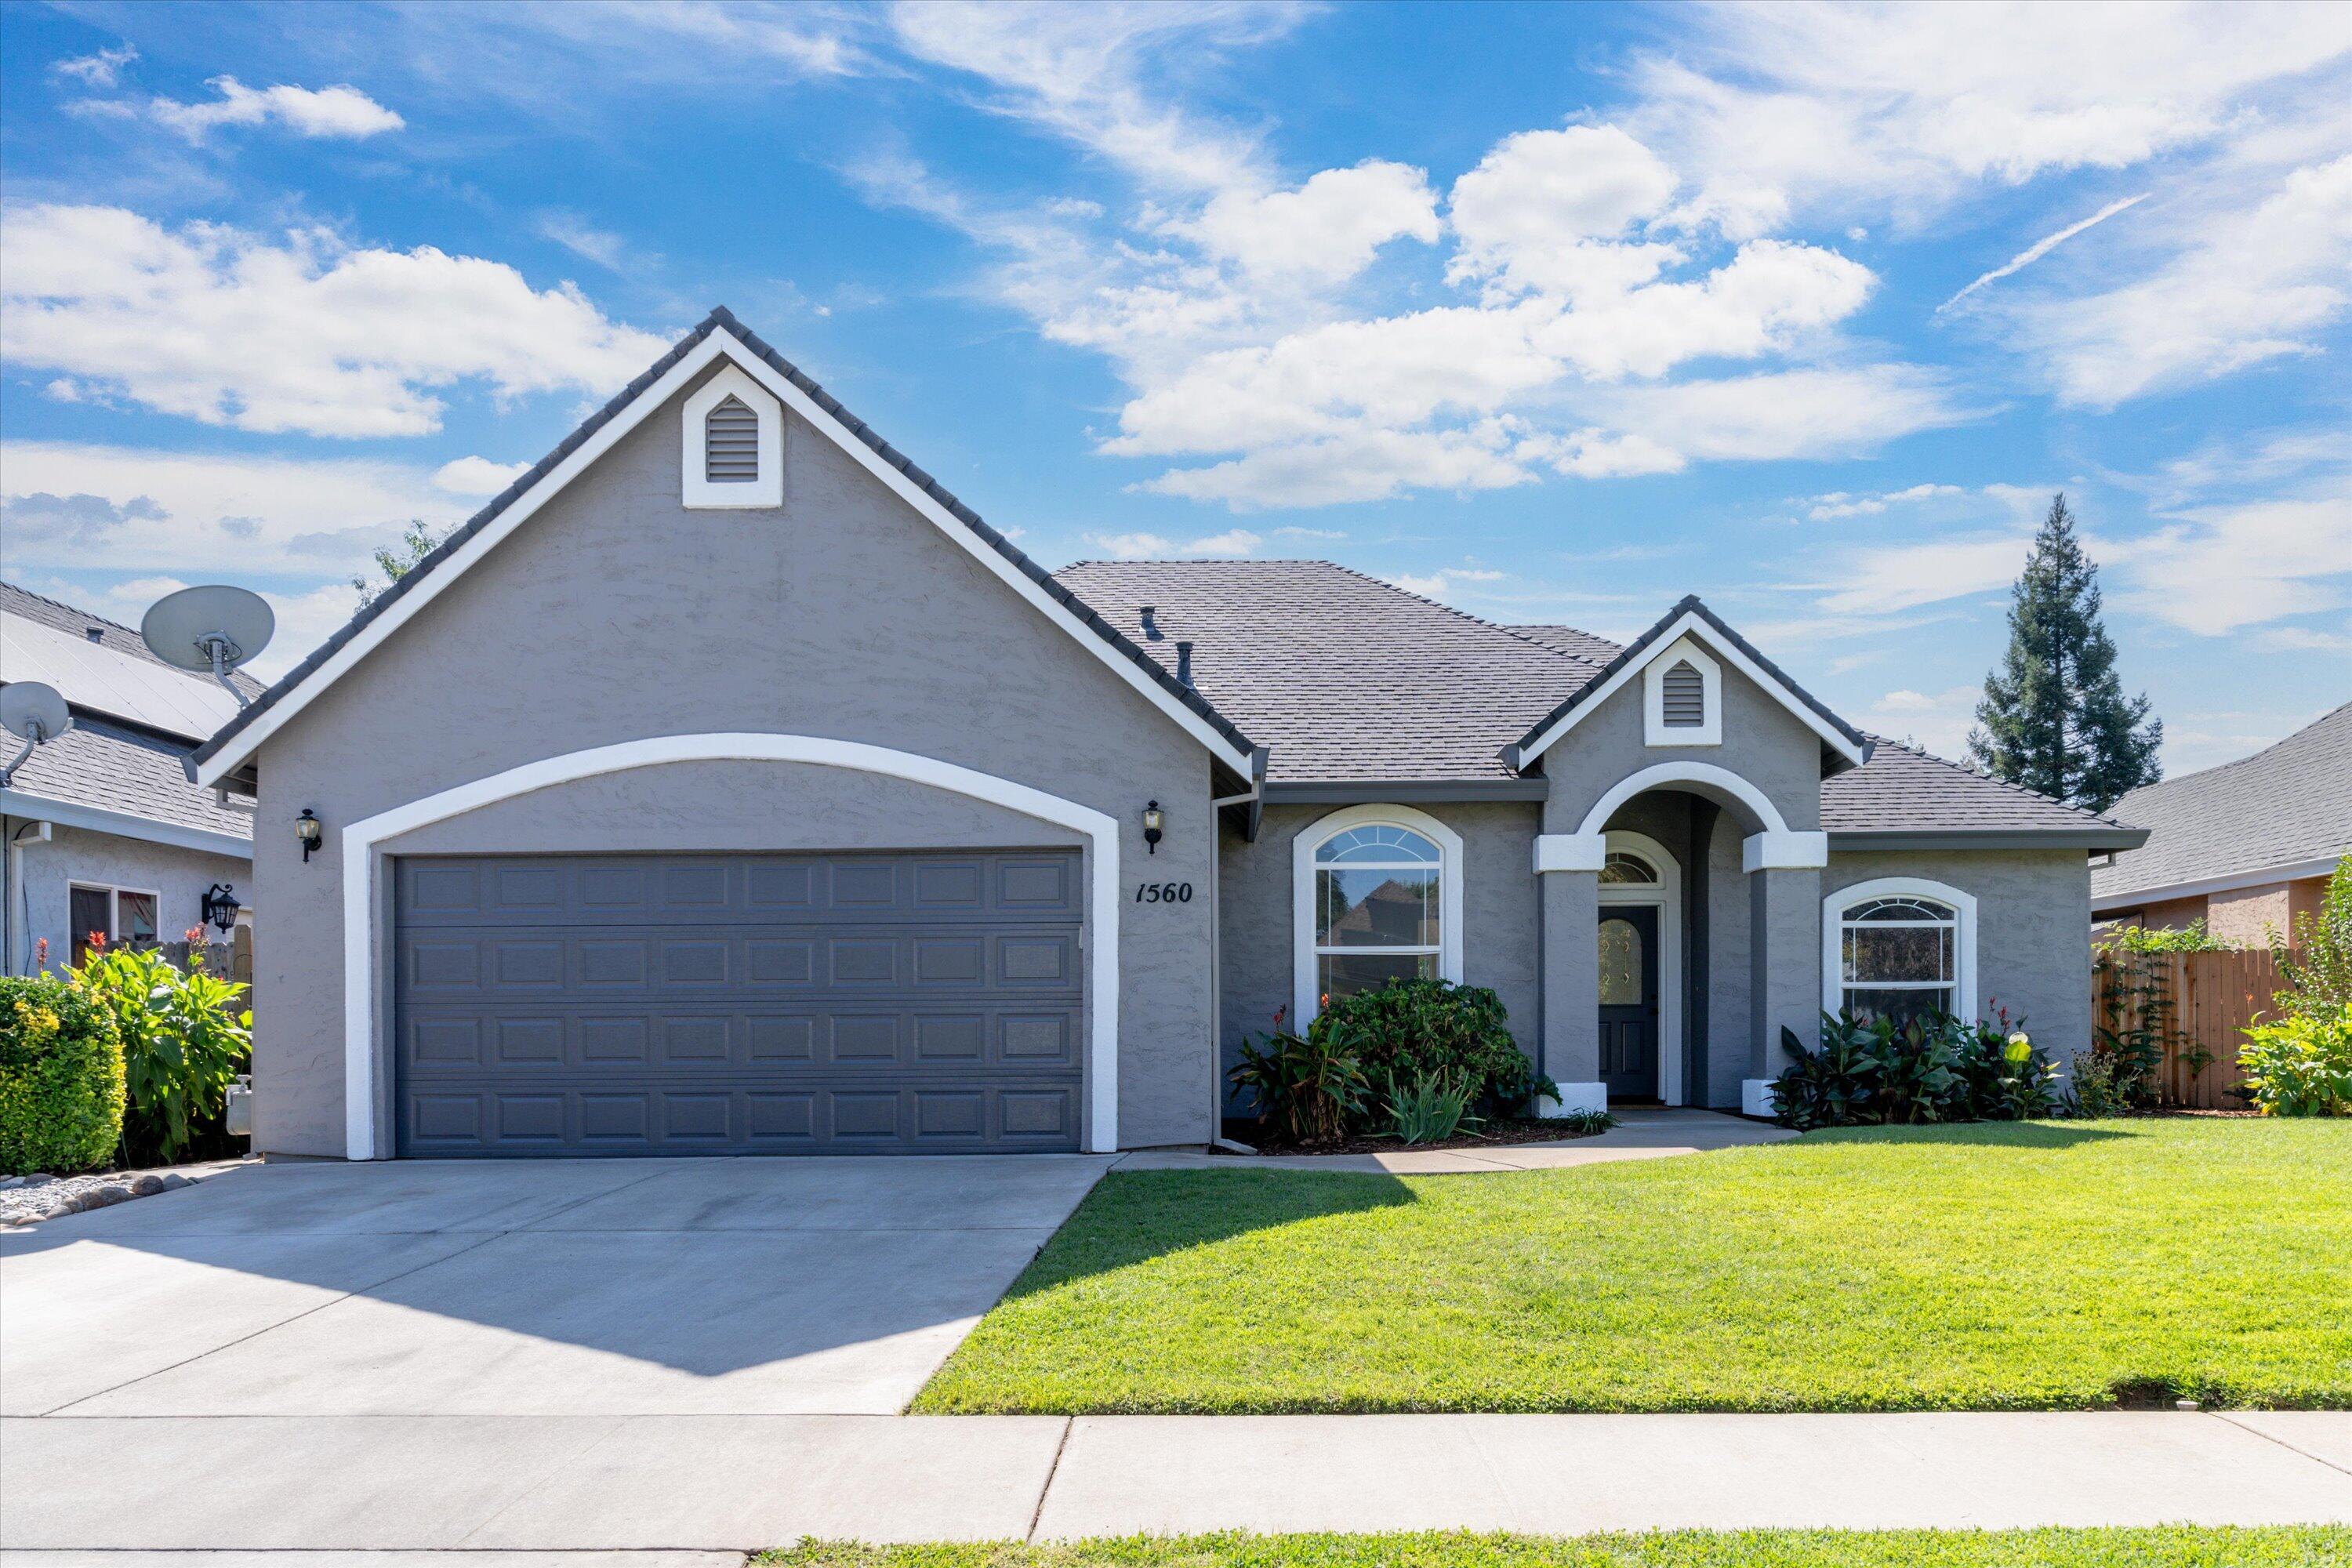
1597,906,1659,1100
393,851,1084,1156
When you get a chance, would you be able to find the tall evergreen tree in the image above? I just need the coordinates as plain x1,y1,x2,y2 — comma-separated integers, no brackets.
1968,493,2161,811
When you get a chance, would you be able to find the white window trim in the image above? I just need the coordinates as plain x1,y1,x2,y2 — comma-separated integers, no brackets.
1644,637,1722,747
1292,803,1465,1028
340,733,1121,1160
68,881,162,951
681,363,783,509
1598,830,1684,1106
1822,877,1978,1025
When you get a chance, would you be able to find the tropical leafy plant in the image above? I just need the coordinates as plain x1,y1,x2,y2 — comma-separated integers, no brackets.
1229,1009,1370,1145
1769,1011,2062,1130
1308,978,1554,1116
72,934,252,1166
1547,1108,1617,1137
1380,1067,1483,1145
0,974,124,1174
2238,1004,2352,1117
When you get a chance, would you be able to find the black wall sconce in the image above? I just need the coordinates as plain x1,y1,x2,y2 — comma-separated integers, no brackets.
296,808,322,862
1142,800,1164,855
201,883,241,934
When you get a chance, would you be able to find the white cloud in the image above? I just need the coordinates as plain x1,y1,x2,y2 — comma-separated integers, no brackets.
1529,238,1875,381
1516,428,1687,481
52,44,136,88
1272,525,1346,540
1187,160,1440,286
1598,365,1974,467
2016,156,2352,407
1939,193,2147,310
2251,623,2352,654
1816,532,2032,616
534,211,633,270
1802,482,1966,521
432,456,532,496
1081,531,1173,560
0,441,466,576
1447,125,1683,299
1181,529,1261,557
147,77,405,142
0,205,670,437
1141,425,1532,510
1859,684,1983,760
2109,492,2352,635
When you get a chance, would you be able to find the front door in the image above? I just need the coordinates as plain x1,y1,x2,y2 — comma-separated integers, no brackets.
1597,906,1659,1100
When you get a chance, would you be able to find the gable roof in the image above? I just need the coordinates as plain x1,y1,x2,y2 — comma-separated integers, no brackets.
1508,594,1872,771
1051,559,1612,782
2092,702,2352,902
190,307,1260,787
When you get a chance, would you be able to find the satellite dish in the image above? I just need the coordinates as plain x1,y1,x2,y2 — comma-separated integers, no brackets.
141,585,274,706
0,681,72,786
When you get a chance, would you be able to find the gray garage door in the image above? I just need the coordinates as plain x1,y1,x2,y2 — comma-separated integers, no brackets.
393,850,1084,1156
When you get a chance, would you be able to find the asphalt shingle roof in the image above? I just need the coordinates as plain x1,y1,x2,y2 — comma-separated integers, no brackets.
2092,702,2352,898
1053,559,1613,782
1824,737,2138,837
3,713,256,840
1508,623,1624,664
194,307,1258,777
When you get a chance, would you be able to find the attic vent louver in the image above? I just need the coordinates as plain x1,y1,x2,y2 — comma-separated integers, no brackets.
704,395,760,482
1661,659,1705,727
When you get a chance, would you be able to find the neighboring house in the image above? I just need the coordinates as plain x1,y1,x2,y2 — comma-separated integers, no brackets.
2092,702,2350,943
1,583,257,973
189,308,2146,1161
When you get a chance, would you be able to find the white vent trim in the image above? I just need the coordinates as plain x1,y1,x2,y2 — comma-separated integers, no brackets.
1643,637,1721,746
682,365,782,508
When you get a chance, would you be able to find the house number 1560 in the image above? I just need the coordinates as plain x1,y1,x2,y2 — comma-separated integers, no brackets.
1134,881,1194,902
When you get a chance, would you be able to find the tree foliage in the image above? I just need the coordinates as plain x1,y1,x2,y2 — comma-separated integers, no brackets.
350,519,446,608
1968,494,2161,812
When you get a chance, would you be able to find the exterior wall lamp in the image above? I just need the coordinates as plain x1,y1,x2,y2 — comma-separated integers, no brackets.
202,882,241,934
296,808,322,862
1142,800,1164,855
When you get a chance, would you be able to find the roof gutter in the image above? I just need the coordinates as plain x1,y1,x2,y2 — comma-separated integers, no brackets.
1831,828,2151,853
2092,852,2345,913
0,788,254,859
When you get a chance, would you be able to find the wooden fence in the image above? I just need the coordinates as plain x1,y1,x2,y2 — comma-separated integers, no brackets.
2090,948,2283,1108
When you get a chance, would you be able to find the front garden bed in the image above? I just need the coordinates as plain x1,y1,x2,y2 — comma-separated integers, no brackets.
1221,1115,1617,1156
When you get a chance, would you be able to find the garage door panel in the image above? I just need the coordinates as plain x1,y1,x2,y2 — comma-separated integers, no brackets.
395,852,1080,927
395,850,1083,1156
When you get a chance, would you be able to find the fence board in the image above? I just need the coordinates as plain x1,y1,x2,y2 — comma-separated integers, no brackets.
2091,948,2281,1109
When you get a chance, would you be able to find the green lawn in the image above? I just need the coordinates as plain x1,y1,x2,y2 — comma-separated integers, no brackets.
914,1120,2352,1414
764,1527,2350,1568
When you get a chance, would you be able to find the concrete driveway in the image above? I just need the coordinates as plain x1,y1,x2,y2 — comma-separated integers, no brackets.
1,1153,1109,1420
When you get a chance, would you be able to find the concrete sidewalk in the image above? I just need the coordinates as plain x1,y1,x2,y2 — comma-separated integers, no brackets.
5,1410,2345,1549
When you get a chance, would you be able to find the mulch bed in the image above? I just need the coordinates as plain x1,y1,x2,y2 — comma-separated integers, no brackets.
1220,1116,1612,1156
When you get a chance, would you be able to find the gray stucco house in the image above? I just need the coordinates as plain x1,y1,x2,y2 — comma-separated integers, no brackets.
191,309,2146,1160
2,583,256,976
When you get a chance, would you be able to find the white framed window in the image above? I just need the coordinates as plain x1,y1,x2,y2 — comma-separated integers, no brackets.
681,364,783,509
1823,877,1978,1025
1643,636,1722,746
1292,803,1464,1025
68,882,159,964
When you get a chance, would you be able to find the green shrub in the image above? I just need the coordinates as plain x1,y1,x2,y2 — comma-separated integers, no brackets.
73,937,252,1166
1379,1067,1482,1145
2096,918,2241,954
0,974,125,1174
2238,1004,2352,1116
1229,1012,1370,1145
1308,978,1553,1116
2271,855,2352,1018
1769,1011,2062,1131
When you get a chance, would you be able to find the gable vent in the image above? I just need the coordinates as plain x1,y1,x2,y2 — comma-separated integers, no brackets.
1661,659,1705,727
704,395,760,483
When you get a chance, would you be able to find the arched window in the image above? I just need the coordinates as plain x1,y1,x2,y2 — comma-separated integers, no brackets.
1599,850,1658,885
1825,879,1978,1025
1293,805,1463,1023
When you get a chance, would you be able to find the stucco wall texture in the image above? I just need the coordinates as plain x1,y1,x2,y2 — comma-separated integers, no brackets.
3,821,248,975
249,367,1222,1156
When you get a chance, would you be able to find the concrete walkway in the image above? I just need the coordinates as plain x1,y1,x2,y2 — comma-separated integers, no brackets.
4,1410,2345,1548
1115,1106,1795,1172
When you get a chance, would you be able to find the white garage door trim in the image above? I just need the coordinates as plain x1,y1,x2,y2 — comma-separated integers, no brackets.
344,733,1121,1159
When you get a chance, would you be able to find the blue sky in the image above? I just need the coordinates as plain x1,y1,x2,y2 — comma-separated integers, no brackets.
3,1,2347,773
